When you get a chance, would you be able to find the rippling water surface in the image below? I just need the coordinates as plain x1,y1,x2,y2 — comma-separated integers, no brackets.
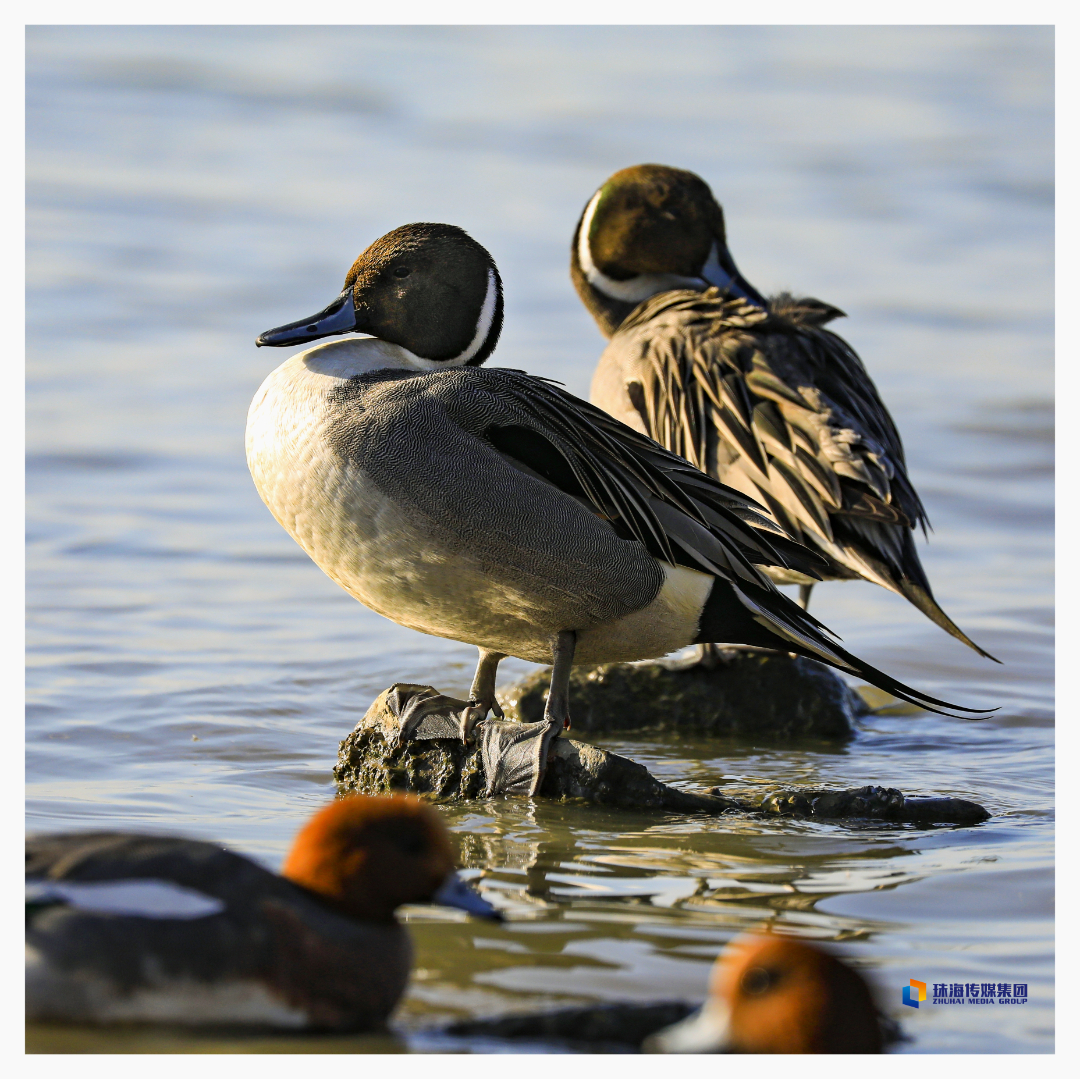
26,26,1053,1054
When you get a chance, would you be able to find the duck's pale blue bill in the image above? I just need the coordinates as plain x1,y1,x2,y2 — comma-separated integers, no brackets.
641,1000,731,1053
256,286,358,347
432,871,502,921
703,245,768,310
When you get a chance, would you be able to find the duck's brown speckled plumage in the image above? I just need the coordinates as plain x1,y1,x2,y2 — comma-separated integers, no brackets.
576,166,995,660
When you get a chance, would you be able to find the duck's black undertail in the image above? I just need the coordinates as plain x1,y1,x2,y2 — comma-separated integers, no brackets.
695,578,994,720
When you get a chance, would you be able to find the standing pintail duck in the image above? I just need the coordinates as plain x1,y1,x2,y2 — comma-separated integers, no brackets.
245,222,988,798
26,794,499,1029
572,164,995,661
645,931,893,1054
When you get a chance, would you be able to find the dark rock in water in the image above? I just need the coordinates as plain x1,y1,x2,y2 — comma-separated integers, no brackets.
757,785,991,825
334,687,740,813
498,649,867,740
443,1001,697,1052
334,687,486,801
335,687,989,825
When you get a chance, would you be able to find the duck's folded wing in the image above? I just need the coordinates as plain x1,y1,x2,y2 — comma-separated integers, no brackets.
613,290,922,537
617,291,927,556
25,832,284,907
606,291,995,660
438,366,831,590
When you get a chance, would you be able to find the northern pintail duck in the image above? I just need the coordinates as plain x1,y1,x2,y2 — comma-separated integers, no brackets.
26,794,498,1029
245,222,987,797
573,164,995,660
645,932,890,1054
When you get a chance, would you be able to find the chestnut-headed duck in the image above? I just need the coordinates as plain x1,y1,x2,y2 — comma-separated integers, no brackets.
26,793,498,1030
645,931,889,1053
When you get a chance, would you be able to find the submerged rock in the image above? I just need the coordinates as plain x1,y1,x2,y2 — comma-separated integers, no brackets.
758,786,991,825
443,1001,697,1052
497,650,867,740
334,686,988,825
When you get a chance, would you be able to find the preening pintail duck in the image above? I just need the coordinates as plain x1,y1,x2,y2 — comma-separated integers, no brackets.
26,794,498,1029
645,932,890,1053
245,222,989,797
573,164,996,661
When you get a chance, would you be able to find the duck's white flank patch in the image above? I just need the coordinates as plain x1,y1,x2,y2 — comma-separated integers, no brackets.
443,268,498,365
577,190,710,304
26,878,226,919
575,561,712,664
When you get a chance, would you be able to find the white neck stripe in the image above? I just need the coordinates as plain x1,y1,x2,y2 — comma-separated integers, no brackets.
443,268,498,365
577,190,713,304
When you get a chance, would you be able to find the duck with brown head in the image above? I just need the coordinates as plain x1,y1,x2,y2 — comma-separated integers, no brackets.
257,222,503,367
573,163,767,335
246,221,988,799
645,931,892,1054
573,164,996,662
26,794,499,1031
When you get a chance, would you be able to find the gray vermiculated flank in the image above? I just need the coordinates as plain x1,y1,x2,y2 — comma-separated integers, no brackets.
323,366,666,630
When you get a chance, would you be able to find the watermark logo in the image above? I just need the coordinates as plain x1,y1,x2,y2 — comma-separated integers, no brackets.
904,980,1030,1006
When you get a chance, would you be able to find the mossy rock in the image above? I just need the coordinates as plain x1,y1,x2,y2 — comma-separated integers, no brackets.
334,687,738,813
334,687,988,825
498,650,867,740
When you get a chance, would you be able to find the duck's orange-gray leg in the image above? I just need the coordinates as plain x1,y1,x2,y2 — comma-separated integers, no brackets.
467,648,506,722
544,630,577,731
479,630,575,798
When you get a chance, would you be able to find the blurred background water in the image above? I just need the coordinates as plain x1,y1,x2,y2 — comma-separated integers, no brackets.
25,25,1052,1053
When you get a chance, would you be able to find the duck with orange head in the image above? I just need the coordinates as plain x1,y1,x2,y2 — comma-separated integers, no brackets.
26,794,499,1031
645,931,891,1054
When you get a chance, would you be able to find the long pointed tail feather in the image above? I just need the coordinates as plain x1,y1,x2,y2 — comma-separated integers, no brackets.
827,525,999,663
703,579,996,721
897,580,1000,663
806,637,996,720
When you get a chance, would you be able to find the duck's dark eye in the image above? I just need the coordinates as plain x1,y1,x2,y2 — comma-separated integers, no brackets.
741,966,778,996
392,266,412,278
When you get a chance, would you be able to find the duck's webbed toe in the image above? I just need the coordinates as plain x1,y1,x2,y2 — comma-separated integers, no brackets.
386,683,480,744
478,715,562,798
383,684,558,797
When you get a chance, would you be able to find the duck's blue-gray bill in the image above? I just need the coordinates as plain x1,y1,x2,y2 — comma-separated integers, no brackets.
256,286,357,347
432,871,502,920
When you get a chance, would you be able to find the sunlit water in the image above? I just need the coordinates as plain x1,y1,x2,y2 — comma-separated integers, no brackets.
25,26,1053,1053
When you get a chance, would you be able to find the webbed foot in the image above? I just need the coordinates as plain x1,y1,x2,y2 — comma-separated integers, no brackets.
385,683,483,745
479,715,562,797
